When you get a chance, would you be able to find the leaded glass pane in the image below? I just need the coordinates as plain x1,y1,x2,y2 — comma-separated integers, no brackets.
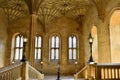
35,37,38,47
51,37,55,48
69,37,72,48
38,49,41,59
73,49,76,60
20,36,23,47
51,49,54,59
16,36,20,47
56,36,59,48
56,49,59,59
15,49,19,59
69,49,72,60
20,49,23,59
73,37,76,48
38,36,41,47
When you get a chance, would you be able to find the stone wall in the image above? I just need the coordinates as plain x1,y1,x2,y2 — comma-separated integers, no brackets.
41,16,85,75
1,0,120,75
6,16,30,64
0,9,7,67
6,15,85,75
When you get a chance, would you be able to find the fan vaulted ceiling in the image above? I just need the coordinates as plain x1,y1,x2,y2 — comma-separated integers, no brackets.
0,0,110,24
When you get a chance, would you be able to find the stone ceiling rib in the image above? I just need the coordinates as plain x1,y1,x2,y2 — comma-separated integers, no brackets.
91,0,110,22
0,0,28,23
38,7,61,28
4,8,25,22
0,0,111,24
25,0,43,14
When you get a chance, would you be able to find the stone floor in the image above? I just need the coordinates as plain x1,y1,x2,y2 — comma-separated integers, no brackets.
44,75,86,80
44,75,74,80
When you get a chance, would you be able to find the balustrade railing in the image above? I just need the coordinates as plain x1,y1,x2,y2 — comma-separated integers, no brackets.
96,63,120,80
74,65,88,80
0,62,22,80
74,63,120,80
0,62,44,80
29,64,44,80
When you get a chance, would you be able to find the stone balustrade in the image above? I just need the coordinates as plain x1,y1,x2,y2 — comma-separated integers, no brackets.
95,63,120,80
0,62,44,80
29,64,44,80
0,62,22,80
74,63,120,80
74,65,88,80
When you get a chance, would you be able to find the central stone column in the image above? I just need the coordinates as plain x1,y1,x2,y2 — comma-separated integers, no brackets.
28,14,37,66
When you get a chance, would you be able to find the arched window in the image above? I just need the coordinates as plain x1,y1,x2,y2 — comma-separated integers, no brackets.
14,34,24,60
68,35,77,62
91,26,98,62
49,35,60,61
35,35,42,60
110,10,120,62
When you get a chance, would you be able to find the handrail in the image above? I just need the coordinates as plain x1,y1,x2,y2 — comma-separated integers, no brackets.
0,62,22,73
74,65,88,80
97,63,120,66
76,65,88,75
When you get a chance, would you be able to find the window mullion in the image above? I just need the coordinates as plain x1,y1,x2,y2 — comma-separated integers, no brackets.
51,37,52,60
50,48,52,60
54,37,56,60
36,37,38,59
19,36,22,60
18,36,20,60
18,47,20,60
14,38,17,60
54,49,56,60
72,37,73,60
37,48,38,59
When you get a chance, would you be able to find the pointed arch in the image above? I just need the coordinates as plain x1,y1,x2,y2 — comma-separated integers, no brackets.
11,33,24,62
110,10,120,63
68,34,79,62
34,34,42,60
49,34,61,62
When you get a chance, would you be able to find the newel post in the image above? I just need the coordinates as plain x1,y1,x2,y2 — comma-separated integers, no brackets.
21,62,29,80
87,63,97,80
